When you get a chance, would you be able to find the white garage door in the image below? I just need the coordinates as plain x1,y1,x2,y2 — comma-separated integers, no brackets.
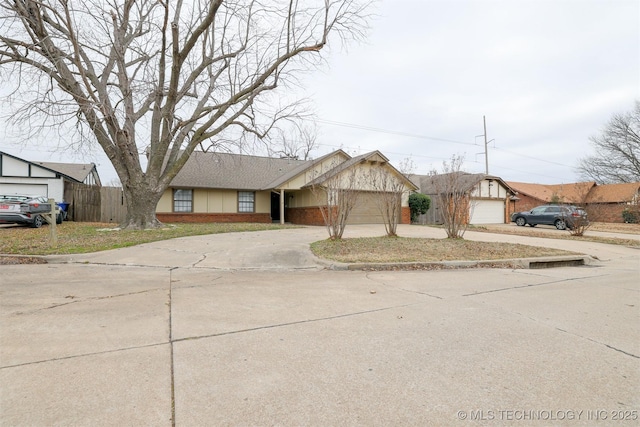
0,183,49,197
347,192,391,224
470,199,504,224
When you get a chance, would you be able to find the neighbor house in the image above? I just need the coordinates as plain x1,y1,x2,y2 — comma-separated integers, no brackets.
156,149,418,226
506,181,596,213
0,151,101,203
584,182,640,223
507,181,640,223
410,173,514,224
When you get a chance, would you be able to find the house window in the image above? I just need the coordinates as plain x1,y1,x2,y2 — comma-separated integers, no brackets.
238,191,255,213
173,189,193,212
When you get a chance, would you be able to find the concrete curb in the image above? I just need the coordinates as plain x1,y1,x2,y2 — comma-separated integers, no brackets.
1,253,596,271
319,255,596,271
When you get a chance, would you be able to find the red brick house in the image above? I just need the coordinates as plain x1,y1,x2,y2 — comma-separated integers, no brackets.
585,183,640,223
507,181,640,223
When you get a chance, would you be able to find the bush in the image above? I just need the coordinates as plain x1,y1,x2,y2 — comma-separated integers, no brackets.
408,193,431,222
622,208,639,223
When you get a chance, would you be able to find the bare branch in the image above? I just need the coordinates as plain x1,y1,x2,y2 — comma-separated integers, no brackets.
0,0,373,229
578,100,640,184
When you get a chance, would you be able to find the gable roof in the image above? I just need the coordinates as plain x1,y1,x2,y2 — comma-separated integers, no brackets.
507,181,597,203
169,149,418,192
169,151,309,190
304,151,418,190
411,172,511,195
585,182,640,203
35,160,100,184
263,149,350,189
305,151,382,187
0,151,96,184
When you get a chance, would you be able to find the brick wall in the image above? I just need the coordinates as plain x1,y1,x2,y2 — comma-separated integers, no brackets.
286,206,326,226
158,206,414,226
157,212,272,223
587,204,629,223
401,206,411,224
511,194,545,215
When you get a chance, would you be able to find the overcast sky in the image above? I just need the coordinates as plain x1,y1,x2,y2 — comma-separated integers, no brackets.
2,0,638,185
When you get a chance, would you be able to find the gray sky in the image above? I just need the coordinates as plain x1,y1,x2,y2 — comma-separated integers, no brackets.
303,0,639,183
2,0,638,185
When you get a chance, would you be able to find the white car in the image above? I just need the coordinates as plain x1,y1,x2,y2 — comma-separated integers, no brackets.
0,195,64,228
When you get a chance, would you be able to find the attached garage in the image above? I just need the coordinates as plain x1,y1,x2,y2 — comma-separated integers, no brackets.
0,183,49,197
410,173,513,225
347,191,395,224
470,199,505,224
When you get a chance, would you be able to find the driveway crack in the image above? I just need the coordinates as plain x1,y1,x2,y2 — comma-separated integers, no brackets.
555,327,639,359
35,288,167,312
172,302,421,344
462,273,610,296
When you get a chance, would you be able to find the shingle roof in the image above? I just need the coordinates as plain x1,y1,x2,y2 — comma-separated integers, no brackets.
507,181,597,203
411,172,485,194
35,161,97,183
169,151,309,190
304,151,376,187
585,182,640,203
264,150,348,189
169,150,419,192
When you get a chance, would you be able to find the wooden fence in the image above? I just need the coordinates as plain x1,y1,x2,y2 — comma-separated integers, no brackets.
415,196,444,224
65,183,126,223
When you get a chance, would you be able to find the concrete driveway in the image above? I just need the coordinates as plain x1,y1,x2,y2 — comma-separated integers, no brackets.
1,225,638,426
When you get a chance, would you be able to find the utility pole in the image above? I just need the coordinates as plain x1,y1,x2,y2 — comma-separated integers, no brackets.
483,115,489,174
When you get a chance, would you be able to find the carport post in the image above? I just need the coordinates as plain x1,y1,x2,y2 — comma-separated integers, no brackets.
280,189,285,224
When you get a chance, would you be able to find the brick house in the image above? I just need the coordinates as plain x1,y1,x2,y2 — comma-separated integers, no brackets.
155,149,418,225
585,183,640,223
507,181,640,223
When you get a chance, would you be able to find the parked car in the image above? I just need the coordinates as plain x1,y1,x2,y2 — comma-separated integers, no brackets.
510,205,588,230
0,195,63,228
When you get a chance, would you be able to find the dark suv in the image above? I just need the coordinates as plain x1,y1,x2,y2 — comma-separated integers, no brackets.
510,205,588,230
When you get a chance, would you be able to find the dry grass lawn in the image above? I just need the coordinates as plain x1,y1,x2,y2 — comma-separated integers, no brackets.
0,222,295,257
310,237,576,263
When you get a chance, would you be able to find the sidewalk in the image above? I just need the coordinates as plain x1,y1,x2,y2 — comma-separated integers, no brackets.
1,225,638,426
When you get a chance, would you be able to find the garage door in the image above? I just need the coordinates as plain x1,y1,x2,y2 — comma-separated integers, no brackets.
470,199,505,224
0,183,48,197
347,191,398,224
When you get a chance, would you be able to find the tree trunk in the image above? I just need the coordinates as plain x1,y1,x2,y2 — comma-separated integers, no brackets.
120,181,164,230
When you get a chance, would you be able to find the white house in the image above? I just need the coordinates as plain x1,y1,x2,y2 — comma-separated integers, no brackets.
0,151,101,202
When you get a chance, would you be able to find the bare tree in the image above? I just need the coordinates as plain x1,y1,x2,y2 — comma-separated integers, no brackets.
310,161,363,240
567,183,614,236
370,158,413,237
430,155,473,239
0,0,371,229
269,123,319,160
578,101,640,184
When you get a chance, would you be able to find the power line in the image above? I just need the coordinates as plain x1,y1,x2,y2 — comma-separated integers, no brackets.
315,117,575,169
315,118,478,147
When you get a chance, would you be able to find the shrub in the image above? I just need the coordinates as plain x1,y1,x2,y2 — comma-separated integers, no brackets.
622,208,639,223
408,193,431,222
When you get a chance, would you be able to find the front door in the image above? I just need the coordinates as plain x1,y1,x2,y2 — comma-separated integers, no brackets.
270,192,280,223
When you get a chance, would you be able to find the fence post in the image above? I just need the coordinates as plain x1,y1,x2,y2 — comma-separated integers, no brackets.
47,198,58,246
